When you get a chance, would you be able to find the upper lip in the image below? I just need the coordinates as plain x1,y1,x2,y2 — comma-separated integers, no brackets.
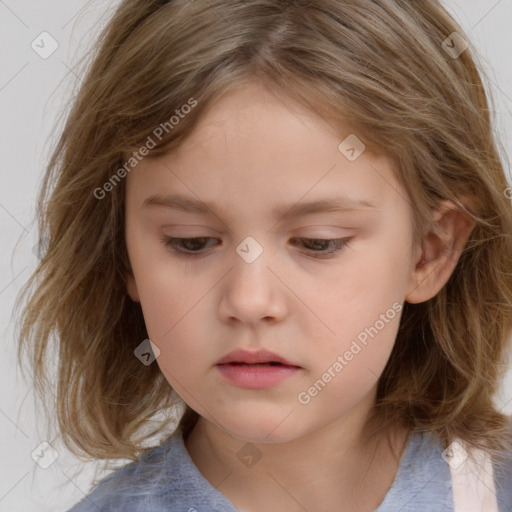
216,349,300,367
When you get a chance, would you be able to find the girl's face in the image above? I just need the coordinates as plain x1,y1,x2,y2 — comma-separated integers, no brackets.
125,82,421,443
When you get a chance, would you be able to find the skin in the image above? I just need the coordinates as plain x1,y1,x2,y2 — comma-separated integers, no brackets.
124,81,475,511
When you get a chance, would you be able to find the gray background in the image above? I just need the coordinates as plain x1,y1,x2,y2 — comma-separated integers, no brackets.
1,1,511,510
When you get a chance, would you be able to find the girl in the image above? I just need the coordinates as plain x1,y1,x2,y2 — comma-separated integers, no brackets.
16,1,512,511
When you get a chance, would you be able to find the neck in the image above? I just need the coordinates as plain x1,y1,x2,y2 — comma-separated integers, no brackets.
184,406,409,512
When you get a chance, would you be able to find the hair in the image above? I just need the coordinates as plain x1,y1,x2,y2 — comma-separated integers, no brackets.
15,0,512,472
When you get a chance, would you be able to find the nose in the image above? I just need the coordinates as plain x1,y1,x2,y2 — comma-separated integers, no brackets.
217,242,288,326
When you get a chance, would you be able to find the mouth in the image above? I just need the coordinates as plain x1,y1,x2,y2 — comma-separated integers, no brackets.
215,349,301,368
216,359,301,389
214,349,301,389
219,361,292,367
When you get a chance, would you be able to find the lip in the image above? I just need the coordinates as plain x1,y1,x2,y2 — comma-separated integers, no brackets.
215,349,302,389
215,349,299,366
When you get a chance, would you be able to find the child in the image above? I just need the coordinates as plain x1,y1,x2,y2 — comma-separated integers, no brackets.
16,0,512,510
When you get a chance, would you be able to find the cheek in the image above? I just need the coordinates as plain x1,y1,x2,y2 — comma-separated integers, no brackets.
303,238,408,337
136,281,212,393
297,298,402,416
126,226,197,337
136,273,208,347
297,236,407,382
126,240,216,377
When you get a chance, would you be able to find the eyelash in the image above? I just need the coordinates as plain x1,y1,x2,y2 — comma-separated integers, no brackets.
160,236,352,259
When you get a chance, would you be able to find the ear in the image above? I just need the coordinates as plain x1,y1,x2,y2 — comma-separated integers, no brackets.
405,199,476,304
125,270,141,302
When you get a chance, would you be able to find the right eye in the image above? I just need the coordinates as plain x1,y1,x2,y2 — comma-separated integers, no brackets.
160,237,219,258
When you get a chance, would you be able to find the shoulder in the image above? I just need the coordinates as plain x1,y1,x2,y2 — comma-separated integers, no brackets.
378,425,512,512
494,415,512,511
65,428,238,512
377,429,453,511
65,435,172,512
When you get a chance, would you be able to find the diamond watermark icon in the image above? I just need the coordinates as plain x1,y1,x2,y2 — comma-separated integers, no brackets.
338,134,366,162
134,339,161,366
236,442,262,468
31,31,59,59
442,32,468,59
32,236,49,260
31,441,59,469
442,440,468,469
236,236,263,264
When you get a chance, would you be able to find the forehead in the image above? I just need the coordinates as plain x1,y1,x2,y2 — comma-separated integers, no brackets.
126,82,408,222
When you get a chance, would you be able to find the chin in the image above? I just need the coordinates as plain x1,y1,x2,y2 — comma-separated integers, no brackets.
215,409,304,444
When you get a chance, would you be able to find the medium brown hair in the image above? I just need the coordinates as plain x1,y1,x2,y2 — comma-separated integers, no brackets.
15,0,512,467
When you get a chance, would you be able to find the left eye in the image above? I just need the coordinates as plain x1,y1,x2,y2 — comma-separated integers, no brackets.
161,236,351,259
290,237,350,257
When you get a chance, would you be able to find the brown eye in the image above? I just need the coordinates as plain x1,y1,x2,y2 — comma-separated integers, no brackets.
161,237,218,257
160,236,352,260
289,237,351,258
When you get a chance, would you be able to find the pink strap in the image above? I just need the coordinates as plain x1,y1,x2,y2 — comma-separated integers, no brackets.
446,439,499,512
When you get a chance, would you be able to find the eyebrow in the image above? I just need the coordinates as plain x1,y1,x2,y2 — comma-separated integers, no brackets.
142,193,378,219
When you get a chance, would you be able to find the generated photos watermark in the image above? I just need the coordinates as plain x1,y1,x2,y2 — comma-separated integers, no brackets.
297,301,403,405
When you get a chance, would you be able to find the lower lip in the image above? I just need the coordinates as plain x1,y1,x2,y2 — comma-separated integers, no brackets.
216,363,300,389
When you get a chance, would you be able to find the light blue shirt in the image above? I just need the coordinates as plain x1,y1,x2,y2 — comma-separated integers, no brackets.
66,425,512,511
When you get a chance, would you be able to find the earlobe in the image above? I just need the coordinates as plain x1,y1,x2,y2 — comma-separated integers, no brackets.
126,271,141,302
405,200,476,304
